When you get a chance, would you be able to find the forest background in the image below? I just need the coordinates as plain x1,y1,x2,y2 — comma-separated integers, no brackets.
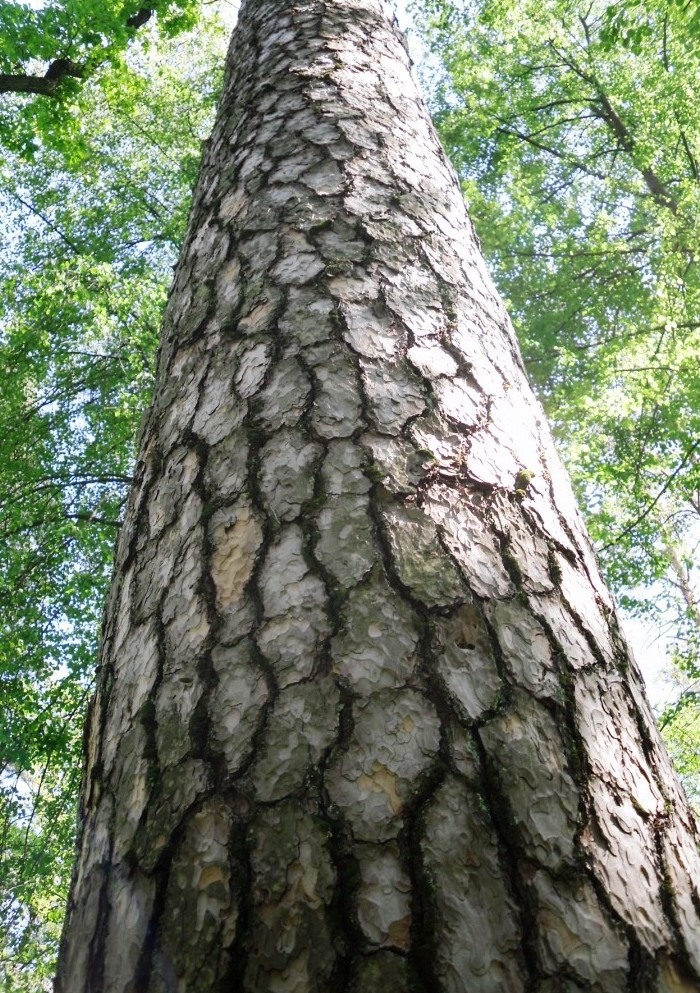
1,0,699,987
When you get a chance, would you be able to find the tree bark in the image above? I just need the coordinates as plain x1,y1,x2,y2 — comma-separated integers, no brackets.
54,0,700,991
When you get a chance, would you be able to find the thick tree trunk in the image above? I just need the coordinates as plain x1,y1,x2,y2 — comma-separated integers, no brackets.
55,0,700,991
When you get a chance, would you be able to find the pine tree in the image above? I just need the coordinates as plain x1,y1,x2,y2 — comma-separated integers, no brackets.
55,0,700,990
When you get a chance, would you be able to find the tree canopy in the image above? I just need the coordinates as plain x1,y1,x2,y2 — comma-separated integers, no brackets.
0,0,201,158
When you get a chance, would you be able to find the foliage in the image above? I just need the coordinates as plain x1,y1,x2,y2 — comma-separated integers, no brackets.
660,622,700,800
0,13,228,986
0,0,200,158
413,0,700,800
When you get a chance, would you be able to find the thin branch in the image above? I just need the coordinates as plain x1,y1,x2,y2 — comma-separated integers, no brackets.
7,190,82,253
65,511,122,528
601,439,700,550
493,119,609,180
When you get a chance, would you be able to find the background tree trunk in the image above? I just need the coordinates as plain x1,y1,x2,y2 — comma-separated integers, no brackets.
55,0,700,990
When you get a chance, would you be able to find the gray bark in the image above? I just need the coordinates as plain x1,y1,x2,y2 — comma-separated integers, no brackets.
55,0,700,991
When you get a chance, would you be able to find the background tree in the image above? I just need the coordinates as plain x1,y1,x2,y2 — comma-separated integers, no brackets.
54,0,700,990
0,0,200,157
414,0,700,798
0,13,228,987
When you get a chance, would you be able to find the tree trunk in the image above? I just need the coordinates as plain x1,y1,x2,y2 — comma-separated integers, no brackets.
54,0,700,991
